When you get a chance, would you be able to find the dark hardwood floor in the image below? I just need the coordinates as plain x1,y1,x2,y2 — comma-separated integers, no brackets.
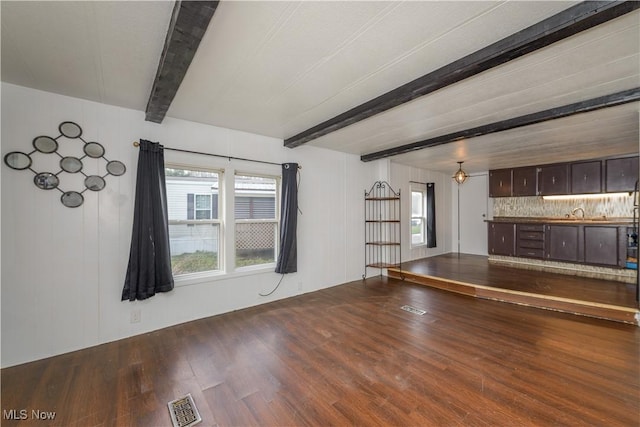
2,277,639,426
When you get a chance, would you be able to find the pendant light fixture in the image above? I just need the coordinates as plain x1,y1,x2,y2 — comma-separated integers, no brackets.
453,161,468,184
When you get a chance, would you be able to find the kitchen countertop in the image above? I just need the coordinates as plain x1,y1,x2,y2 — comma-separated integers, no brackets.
488,216,634,225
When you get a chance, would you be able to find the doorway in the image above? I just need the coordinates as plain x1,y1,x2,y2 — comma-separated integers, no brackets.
457,173,489,255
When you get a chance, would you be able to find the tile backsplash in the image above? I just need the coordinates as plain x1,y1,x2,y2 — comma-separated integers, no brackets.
492,195,635,218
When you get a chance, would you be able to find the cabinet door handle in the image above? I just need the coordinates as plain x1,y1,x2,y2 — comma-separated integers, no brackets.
499,180,503,187
501,236,505,243
562,241,566,247
552,176,556,184
583,174,588,182
523,178,527,186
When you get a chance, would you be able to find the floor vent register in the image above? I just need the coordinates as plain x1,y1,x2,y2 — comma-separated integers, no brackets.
401,305,427,315
168,394,202,427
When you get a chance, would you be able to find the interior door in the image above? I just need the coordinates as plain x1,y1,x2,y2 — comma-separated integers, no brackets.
458,174,489,255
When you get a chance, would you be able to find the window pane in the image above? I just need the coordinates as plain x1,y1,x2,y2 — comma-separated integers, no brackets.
235,174,278,268
235,175,276,219
411,191,423,216
195,194,211,210
169,223,220,274
165,167,219,220
412,218,424,244
195,210,210,220
235,222,276,267
166,167,221,275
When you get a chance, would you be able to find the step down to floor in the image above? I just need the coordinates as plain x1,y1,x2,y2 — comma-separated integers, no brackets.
388,268,639,325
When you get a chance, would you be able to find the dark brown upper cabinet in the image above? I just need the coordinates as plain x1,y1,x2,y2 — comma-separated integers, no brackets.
605,157,638,192
571,161,602,194
489,169,512,197
538,164,568,195
512,167,537,196
488,155,638,198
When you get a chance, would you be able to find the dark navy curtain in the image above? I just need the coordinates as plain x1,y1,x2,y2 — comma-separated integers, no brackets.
275,163,298,274
121,139,174,301
426,183,437,248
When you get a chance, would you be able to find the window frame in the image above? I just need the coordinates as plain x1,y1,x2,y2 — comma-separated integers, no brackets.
410,184,427,247
164,161,283,285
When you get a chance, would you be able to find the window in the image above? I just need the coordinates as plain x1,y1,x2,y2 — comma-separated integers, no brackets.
165,167,221,275
193,194,212,219
165,165,281,278
235,174,278,268
411,185,426,245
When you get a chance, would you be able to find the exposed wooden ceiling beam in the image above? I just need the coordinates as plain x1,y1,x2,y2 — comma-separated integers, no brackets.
360,88,640,162
284,1,640,148
145,1,219,123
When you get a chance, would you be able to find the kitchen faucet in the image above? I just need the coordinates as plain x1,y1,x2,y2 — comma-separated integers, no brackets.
571,207,585,219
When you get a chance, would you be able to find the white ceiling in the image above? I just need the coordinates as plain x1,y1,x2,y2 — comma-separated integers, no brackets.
2,1,639,175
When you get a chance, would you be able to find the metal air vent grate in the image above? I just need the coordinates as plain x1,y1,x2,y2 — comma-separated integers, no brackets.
168,393,202,427
401,305,427,315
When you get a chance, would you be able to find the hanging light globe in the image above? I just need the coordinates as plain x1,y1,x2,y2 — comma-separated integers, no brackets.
453,161,468,184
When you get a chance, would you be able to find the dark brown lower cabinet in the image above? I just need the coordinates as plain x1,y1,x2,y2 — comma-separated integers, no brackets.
488,223,515,256
516,224,544,258
583,226,625,267
490,221,627,269
545,225,580,262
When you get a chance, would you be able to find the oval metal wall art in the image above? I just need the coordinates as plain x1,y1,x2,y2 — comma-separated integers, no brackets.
33,136,58,153
34,172,60,190
4,152,32,170
61,191,84,208
3,121,126,208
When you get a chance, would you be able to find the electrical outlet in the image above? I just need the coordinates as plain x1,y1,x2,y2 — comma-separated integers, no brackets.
130,309,141,324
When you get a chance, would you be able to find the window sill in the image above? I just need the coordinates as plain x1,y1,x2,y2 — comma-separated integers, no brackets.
174,263,277,287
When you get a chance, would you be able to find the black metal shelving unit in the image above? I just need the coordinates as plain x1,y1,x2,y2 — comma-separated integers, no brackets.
634,180,639,303
363,181,401,278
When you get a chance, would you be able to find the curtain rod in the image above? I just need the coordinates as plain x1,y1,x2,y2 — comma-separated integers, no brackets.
132,141,301,169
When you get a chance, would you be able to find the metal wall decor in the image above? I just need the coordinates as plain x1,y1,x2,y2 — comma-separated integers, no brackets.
4,121,126,208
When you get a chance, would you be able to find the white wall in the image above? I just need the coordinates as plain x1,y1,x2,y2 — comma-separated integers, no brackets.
1,83,379,367
390,162,453,261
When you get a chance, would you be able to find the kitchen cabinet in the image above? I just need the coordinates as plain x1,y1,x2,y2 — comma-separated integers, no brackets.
571,161,601,194
516,224,544,259
538,164,569,195
605,157,638,193
583,226,624,267
512,167,537,196
489,155,639,198
489,169,512,197
545,225,580,262
488,222,515,256
489,220,628,269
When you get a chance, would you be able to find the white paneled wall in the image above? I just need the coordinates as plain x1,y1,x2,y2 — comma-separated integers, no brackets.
1,83,379,367
390,162,453,261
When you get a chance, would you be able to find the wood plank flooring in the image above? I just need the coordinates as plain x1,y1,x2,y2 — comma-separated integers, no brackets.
397,254,638,308
2,277,639,426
